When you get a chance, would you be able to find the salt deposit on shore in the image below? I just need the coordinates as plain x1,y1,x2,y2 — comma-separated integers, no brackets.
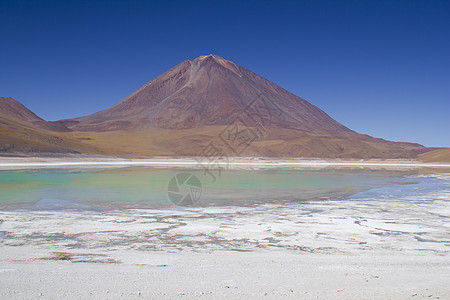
1,156,450,169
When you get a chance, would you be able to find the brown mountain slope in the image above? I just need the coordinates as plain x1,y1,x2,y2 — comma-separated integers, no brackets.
1,56,443,159
0,97,69,132
419,149,450,163
56,55,430,159
0,97,98,154
61,55,351,134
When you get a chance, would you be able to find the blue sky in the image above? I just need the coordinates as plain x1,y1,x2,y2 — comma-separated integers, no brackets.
1,0,449,147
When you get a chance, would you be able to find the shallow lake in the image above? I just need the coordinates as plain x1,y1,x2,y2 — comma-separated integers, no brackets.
0,167,446,210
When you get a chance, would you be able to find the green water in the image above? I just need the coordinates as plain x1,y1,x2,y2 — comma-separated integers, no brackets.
0,167,415,210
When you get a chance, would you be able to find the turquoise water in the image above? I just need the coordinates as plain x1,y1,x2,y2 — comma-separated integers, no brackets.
0,167,423,210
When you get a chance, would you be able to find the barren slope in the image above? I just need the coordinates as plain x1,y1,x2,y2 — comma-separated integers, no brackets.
60,55,351,134
419,148,450,163
57,55,430,159
2,56,444,159
0,97,98,154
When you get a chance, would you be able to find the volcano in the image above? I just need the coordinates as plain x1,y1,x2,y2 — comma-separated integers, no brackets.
1,55,434,158
61,55,350,134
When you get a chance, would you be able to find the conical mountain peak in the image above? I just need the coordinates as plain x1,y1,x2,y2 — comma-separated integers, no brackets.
60,55,349,133
1,57,430,158
47,55,428,158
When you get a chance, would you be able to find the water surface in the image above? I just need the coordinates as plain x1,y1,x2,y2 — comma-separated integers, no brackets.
0,167,430,210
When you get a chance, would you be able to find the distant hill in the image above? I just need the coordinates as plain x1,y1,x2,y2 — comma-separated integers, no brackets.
1,55,443,159
0,97,96,154
0,97,69,132
419,148,450,163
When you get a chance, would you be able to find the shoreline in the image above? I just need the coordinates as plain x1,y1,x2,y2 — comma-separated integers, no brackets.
1,156,450,169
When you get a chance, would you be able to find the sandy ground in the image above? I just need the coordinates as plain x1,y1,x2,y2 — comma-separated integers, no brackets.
1,249,448,299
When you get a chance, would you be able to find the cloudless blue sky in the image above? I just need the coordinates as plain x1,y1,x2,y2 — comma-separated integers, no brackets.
1,0,449,147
